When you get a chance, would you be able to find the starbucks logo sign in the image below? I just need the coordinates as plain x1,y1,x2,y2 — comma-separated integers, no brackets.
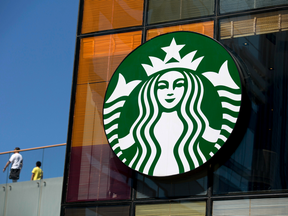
103,32,243,177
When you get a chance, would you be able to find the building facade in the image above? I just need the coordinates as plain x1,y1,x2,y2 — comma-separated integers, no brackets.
61,0,288,215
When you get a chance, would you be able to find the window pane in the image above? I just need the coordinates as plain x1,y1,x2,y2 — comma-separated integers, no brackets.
42,146,66,178
66,32,142,202
65,206,130,216
66,144,132,202
136,202,206,216
147,21,214,41
78,32,142,84
148,0,214,24
136,172,207,198
220,10,288,39
213,199,250,215
213,198,288,215
71,83,108,147
82,0,144,34
214,12,288,194
67,82,133,201
73,31,142,146
220,0,288,14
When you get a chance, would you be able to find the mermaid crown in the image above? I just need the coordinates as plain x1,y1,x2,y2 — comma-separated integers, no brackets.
142,38,204,76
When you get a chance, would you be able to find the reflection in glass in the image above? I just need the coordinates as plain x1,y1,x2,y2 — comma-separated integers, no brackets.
213,198,288,215
71,83,108,147
148,0,214,24
147,21,214,40
81,0,144,33
213,14,288,194
136,172,207,198
136,202,206,216
220,11,288,39
220,0,288,14
66,144,132,202
66,32,143,202
65,205,130,216
77,32,142,84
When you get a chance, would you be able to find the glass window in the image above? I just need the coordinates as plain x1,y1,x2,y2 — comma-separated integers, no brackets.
71,31,142,148
66,144,132,202
65,206,130,216
81,0,144,34
136,172,207,199
136,202,206,216
42,146,66,178
71,83,109,147
147,21,214,40
220,0,288,14
213,12,288,194
148,0,214,24
66,31,142,202
77,32,142,84
220,11,288,39
213,198,288,215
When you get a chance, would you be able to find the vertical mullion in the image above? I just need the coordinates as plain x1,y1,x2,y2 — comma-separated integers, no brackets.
206,164,214,216
61,36,81,207
133,0,148,213
130,171,136,216
77,0,84,36
61,0,83,208
142,0,149,43
215,17,219,41
214,0,219,40
210,3,218,215
130,201,135,216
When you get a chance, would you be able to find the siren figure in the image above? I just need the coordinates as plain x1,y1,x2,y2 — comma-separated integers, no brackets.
103,36,240,177
118,68,215,176
112,38,219,176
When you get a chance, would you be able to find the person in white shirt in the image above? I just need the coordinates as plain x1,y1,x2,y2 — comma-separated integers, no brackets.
3,147,23,182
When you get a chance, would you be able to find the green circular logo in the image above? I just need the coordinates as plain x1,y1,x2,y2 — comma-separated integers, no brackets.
103,32,242,177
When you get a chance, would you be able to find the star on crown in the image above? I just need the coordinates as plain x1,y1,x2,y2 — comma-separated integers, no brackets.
142,38,204,76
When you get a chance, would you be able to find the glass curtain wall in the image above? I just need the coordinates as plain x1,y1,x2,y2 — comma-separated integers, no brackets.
213,198,288,215
214,10,288,194
62,0,288,215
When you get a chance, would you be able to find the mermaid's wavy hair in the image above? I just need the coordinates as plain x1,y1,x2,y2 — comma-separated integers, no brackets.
130,70,207,175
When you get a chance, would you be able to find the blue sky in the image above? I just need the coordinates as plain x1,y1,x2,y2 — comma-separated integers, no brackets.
0,0,79,153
